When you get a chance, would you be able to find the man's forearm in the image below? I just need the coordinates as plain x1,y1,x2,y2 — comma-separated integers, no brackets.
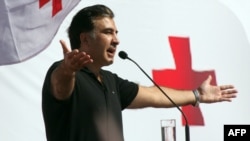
50,62,76,100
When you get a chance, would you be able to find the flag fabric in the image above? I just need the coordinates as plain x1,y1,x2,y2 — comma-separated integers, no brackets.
0,0,80,66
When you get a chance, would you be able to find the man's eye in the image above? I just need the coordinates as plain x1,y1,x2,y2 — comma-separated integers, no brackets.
105,31,113,34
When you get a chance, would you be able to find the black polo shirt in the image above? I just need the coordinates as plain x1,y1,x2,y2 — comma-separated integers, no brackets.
42,61,139,141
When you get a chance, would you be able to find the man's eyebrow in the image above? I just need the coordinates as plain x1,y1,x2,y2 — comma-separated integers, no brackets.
103,28,118,33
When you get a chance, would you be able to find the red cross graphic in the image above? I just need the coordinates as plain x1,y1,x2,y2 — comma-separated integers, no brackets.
39,0,62,17
152,36,217,126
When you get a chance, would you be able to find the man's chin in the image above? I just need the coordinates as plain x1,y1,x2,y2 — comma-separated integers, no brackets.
104,60,114,66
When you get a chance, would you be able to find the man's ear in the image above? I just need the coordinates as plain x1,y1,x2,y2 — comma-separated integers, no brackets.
80,33,88,44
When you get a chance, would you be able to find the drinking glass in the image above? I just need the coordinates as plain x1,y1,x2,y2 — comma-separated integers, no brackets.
161,119,176,141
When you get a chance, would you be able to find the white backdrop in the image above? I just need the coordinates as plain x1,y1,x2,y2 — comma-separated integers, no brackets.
0,0,249,141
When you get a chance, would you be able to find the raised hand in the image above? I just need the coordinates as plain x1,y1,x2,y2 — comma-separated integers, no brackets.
60,40,93,72
199,75,238,103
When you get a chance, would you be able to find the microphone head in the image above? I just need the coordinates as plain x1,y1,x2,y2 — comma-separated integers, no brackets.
118,51,128,59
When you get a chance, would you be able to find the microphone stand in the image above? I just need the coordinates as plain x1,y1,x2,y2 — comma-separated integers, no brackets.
120,51,190,141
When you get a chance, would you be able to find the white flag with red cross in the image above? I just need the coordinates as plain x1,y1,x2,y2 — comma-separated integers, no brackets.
0,0,80,66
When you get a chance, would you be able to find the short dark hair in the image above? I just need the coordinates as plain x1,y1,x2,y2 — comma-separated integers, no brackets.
68,4,114,50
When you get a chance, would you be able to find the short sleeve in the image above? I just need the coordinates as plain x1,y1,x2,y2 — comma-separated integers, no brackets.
115,75,139,109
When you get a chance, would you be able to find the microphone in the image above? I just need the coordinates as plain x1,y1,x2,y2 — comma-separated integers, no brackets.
118,50,190,141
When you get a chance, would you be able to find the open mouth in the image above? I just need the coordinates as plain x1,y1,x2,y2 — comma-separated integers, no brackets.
107,47,116,57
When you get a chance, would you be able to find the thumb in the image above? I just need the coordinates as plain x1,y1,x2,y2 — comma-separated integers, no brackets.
200,75,212,92
59,40,71,54
204,75,212,84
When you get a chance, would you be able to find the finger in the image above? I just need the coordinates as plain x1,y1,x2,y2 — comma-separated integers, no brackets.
203,75,212,85
77,53,93,66
81,54,93,64
70,52,93,68
60,40,71,54
220,85,235,90
220,94,237,102
70,51,87,63
67,49,80,61
222,90,237,95
219,98,232,102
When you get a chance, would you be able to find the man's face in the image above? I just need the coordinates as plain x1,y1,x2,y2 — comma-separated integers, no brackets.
83,17,120,67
